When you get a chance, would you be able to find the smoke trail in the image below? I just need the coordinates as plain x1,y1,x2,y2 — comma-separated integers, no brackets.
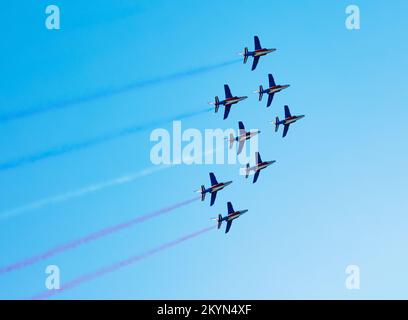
31,225,215,300
0,107,212,172
0,145,223,221
0,164,172,222
0,59,240,123
0,196,200,275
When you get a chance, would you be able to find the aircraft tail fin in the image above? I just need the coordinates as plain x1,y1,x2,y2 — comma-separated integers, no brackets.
258,85,264,101
245,163,250,178
217,214,222,229
200,185,205,201
229,133,234,149
212,214,223,229
214,96,219,113
274,117,280,132
243,47,249,64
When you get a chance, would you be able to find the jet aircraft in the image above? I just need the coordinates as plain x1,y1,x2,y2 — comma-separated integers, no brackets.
273,105,305,138
212,84,247,120
227,121,261,155
213,202,248,234
196,172,232,206
242,36,276,71
255,73,290,107
244,152,276,183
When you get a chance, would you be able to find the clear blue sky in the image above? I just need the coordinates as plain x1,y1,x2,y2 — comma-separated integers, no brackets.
0,0,407,299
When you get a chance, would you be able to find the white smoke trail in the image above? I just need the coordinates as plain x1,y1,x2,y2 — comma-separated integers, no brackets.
0,165,172,222
0,146,225,222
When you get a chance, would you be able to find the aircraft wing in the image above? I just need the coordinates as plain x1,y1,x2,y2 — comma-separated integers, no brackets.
268,74,276,87
238,121,245,135
284,105,292,118
254,36,262,50
209,172,218,185
223,105,232,120
237,140,245,155
210,191,217,206
227,202,234,214
266,93,274,107
251,56,260,71
256,152,262,164
253,170,260,183
225,220,233,233
224,84,232,99
283,124,290,138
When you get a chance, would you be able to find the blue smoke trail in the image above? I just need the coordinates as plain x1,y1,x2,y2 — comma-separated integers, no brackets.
0,107,212,172
0,59,240,123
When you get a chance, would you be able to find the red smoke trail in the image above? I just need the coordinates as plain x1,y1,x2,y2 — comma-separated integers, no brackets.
0,196,200,275
31,225,215,300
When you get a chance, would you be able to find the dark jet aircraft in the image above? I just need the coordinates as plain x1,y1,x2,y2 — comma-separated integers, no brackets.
212,84,247,120
242,36,276,71
213,202,248,234
273,105,305,138
227,121,261,155
256,73,290,107
196,172,232,206
244,152,276,183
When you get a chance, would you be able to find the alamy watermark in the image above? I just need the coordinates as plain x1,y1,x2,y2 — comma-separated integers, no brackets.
345,4,361,30
45,265,60,290
150,121,260,169
45,5,60,30
345,264,360,290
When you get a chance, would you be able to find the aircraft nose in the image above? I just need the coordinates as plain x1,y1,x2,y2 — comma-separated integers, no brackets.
225,181,233,186
242,96,248,100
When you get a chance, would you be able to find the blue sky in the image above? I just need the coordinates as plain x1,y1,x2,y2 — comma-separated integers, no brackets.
0,0,407,299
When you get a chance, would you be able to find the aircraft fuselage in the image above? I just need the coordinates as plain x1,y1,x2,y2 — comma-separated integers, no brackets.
221,96,248,106
280,115,305,125
265,84,290,94
250,48,276,57
251,160,275,172
206,181,232,194
236,131,260,142
223,210,248,222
